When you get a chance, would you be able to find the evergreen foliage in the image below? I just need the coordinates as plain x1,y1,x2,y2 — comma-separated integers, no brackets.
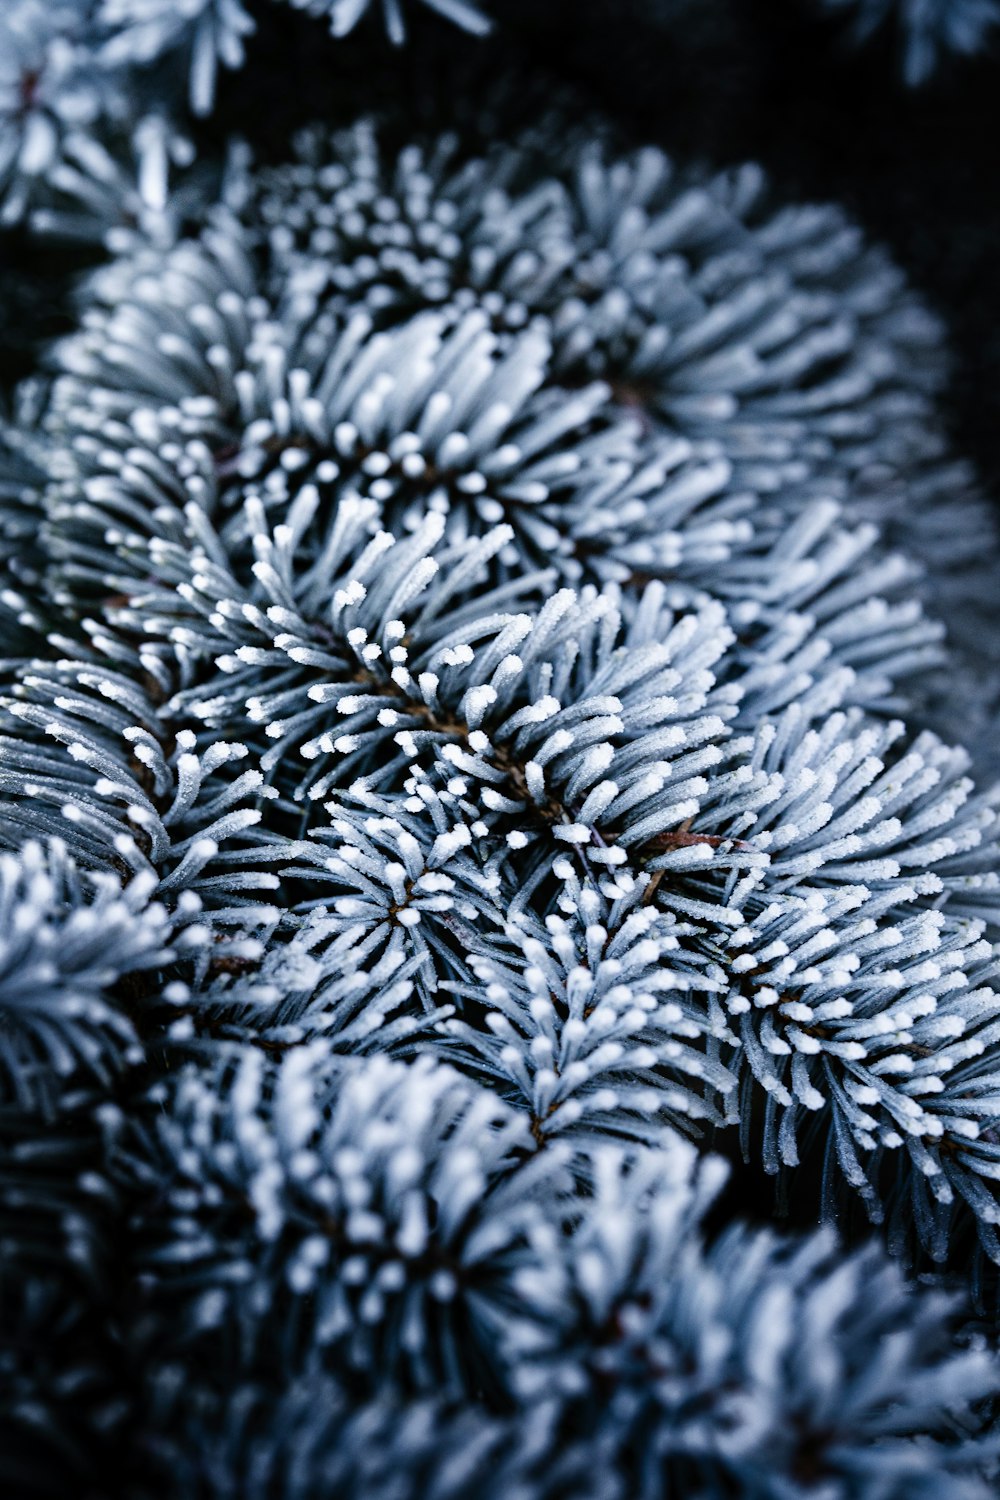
1,1,999,1495
221,117,1000,771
